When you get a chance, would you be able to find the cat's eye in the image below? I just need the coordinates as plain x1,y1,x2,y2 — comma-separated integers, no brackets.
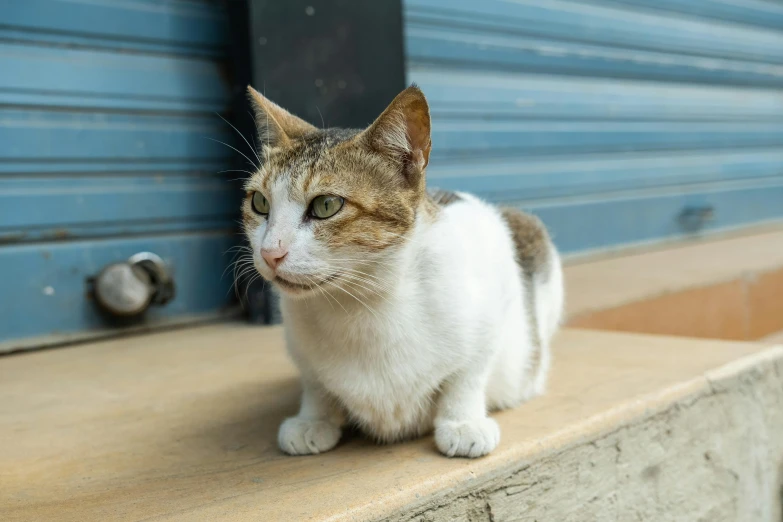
310,195,344,219
251,192,270,215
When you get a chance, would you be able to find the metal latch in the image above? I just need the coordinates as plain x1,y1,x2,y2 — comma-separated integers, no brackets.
678,205,715,232
92,252,175,318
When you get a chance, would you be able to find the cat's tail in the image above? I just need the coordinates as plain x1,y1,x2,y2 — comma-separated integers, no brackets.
500,209,552,283
500,208,562,394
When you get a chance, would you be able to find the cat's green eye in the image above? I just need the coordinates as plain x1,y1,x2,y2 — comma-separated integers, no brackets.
310,195,344,219
251,192,270,215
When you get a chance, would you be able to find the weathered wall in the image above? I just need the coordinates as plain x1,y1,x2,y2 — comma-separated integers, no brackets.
389,350,783,522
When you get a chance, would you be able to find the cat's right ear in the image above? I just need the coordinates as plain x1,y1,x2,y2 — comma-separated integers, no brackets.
358,85,431,185
247,86,317,147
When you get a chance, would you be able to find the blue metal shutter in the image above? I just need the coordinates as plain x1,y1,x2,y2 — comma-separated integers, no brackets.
0,1,237,350
405,0,783,254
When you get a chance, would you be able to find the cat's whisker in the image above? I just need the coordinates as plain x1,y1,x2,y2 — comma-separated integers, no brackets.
329,260,394,276
326,257,399,271
308,263,395,290
223,257,253,280
336,275,393,305
300,280,311,311
334,269,395,293
222,248,253,279
226,250,252,263
227,270,257,300
245,109,266,167
233,265,258,284
331,270,394,293
216,112,263,167
308,275,342,313
306,274,345,313
225,247,249,257
225,245,252,254
330,245,414,263
300,275,316,310
227,251,246,267
225,255,250,268
243,272,263,305
325,264,398,287
219,169,257,177
233,255,253,268
325,263,393,280
226,245,258,298
224,254,250,269
327,255,398,263
234,265,257,302
330,269,385,290
264,100,271,146
205,137,260,170
325,279,381,321
226,261,252,299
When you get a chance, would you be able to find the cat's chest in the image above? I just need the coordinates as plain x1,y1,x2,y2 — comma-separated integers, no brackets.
319,350,424,395
293,303,435,368
292,318,441,438
284,300,452,438
320,354,438,440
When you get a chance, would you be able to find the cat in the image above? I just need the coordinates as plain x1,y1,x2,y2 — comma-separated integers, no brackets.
241,84,564,458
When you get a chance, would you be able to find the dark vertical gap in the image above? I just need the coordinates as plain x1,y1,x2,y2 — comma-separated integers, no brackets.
248,0,406,129
225,0,269,323
225,0,406,324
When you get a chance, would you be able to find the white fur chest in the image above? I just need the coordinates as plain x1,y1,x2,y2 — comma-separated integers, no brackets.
282,299,447,441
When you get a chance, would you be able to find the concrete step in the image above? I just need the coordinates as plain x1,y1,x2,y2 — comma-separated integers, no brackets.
1,325,781,521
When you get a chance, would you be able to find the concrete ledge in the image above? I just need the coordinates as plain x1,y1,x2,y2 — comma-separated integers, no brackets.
1,325,781,521
566,227,783,340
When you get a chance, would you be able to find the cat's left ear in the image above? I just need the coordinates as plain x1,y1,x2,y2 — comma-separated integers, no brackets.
247,86,317,147
358,85,431,184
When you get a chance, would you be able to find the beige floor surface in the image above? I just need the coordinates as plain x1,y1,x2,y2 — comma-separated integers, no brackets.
0,324,771,521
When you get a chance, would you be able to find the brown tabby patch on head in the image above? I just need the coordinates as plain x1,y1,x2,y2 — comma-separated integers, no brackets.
500,208,553,382
243,85,435,253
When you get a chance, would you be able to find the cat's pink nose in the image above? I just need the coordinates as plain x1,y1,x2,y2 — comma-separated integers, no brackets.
261,248,288,270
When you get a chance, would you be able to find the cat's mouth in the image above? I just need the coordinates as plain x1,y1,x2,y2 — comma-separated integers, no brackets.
274,273,339,293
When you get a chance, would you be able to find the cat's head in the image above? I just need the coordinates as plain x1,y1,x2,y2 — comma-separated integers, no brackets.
241,85,432,298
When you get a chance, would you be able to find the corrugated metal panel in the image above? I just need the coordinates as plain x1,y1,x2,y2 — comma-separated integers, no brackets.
0,0,237,348
405,0,783,253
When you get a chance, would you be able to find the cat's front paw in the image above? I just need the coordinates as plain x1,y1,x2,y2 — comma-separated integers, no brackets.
434,417,500,458
278,417,341,455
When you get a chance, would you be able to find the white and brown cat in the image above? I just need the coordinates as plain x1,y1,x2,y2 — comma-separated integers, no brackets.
241,85,564,458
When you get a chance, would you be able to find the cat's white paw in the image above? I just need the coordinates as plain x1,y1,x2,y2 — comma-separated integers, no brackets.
435,417,500,458
278,417,341,455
